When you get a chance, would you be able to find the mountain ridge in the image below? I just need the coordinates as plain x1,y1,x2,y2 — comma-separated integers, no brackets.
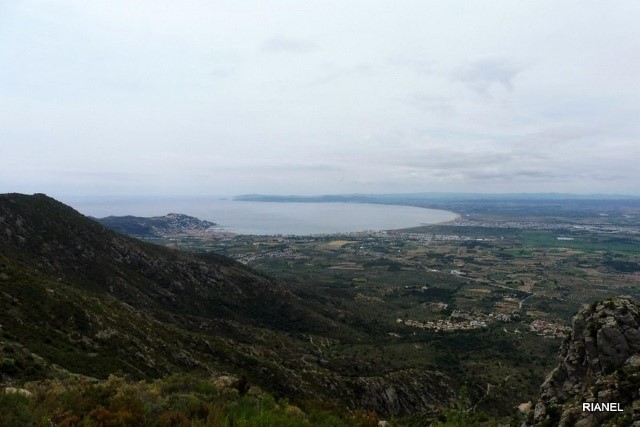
0,193,456,417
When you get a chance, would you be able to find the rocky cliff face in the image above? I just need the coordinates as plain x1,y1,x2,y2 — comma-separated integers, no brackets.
528,296,640,426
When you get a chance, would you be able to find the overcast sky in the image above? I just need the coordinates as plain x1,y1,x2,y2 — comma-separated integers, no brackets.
1,1,639,197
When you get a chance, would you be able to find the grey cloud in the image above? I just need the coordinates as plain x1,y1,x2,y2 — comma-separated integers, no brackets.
4,2,638,196
260,36,319,54
211,68,232,77
464,169,561,180
263,163,342,173
418,167,563,182
510,126,602,159
51,171,151,181
387,56,436,75
407,93,454,115
396,149,514,170
454,58,521,94
513,126,599,147
590,173,628,181
311,64,373,86
380,146,562,183
533,127,596,141
215,161,343,174
506,126,603,161
209,51,245,77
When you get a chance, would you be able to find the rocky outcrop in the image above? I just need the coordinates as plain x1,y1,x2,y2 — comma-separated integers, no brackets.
527,296,640,426
350,370,455,416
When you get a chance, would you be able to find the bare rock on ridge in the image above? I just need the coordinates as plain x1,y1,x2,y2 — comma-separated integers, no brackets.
527,296,640,426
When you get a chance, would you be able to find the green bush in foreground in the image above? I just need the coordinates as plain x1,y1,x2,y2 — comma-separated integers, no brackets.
0,374,379,426
1,373,517,426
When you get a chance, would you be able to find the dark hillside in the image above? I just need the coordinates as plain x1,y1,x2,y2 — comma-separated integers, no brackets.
0,193,339,334
0,193,347,398
0,193,456,417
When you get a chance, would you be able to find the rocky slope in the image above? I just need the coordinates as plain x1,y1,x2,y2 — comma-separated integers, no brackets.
527,296,640,426
0,193,338,332
0,193,456,417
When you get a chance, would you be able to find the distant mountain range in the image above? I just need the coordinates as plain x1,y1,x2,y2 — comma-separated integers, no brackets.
236,192,640,202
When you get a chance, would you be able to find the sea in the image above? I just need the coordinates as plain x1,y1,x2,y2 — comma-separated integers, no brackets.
65,197,458,235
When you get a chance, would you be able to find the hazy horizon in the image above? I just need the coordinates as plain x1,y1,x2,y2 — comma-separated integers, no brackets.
50,191,640,203
2,1,639,197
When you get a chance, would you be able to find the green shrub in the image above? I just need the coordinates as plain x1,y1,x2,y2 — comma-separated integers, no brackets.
0,357,17,374
352,409,378,426
193,379,216,395
0,392,44,427
154,410,190,427
109,388,146,424
0,375,378,427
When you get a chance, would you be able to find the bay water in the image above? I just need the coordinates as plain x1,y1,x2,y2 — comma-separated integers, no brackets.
66,197,458,235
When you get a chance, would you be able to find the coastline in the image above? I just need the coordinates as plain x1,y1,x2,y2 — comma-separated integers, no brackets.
70,197,458,236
